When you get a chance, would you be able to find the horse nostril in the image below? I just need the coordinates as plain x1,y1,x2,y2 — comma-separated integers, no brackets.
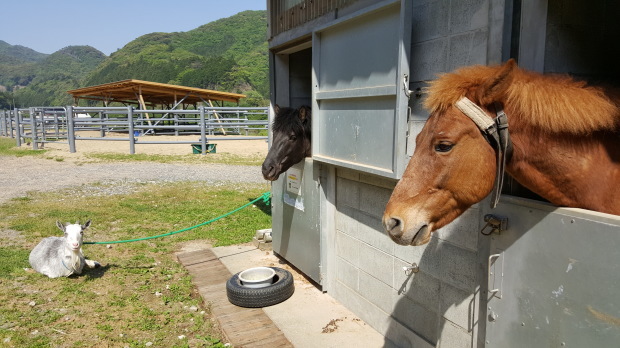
261,164,274,176
384,217,403,236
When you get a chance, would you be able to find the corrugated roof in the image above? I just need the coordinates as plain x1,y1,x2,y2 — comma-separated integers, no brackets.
67,79,246,106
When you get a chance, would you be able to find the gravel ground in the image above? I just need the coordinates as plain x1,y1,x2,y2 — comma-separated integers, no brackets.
0,156,266,204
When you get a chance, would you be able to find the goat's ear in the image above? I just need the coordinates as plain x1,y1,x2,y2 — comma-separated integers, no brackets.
477,59,516,105
56,221,65,232
82,220,91,230
274,104,280,115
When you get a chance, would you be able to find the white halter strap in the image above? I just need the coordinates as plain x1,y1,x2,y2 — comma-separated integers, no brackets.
455,97,495,131
454,97,513,209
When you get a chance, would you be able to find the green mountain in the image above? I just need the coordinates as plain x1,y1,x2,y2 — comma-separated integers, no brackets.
0,44,106,107
16,46,107,106
84,10,268,105
0,10,269,109
0,40,47,64
0,40,49,91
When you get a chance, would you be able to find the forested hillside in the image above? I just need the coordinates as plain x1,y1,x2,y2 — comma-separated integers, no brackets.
0,44,105,107
0,10,268,108
16,46,107,106
0,40,49,100
0,40,47,65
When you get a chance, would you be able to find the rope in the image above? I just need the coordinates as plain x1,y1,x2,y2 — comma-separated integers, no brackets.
84,191,271,245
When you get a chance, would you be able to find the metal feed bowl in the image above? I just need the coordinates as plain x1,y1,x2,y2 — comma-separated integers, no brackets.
238,267,276,288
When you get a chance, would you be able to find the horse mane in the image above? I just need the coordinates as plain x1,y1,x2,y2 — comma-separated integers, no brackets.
272,106,311,135
424,63,619,134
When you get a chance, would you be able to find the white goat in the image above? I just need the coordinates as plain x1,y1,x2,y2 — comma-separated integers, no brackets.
29,220,100,278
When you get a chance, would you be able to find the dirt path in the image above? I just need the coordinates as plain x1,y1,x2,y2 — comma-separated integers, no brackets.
1,156,268,203
41,131,268,158
1,134,270,204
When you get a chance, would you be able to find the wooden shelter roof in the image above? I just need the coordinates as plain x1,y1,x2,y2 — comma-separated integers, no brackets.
67,79,246,107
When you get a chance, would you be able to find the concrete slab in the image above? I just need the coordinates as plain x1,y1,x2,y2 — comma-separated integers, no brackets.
211,244,386,348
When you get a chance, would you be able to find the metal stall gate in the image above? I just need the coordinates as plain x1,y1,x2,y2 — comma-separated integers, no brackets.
271,159,322,284
269,46,322,284
481,1,620,346
483,197,620,347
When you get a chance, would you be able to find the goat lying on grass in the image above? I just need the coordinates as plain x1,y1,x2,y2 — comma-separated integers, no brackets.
29,220,100,278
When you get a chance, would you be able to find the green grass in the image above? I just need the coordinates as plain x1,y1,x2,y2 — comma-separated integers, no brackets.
0,137,48,157
0,248,30,278
0,180,271,347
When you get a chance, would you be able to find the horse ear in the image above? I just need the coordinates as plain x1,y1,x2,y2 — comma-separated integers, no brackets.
299,106,310,122
478,59,516,105
274,104,280,115
56,221,65,232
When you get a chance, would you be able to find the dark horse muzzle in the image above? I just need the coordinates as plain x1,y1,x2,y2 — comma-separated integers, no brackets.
261,105,312,181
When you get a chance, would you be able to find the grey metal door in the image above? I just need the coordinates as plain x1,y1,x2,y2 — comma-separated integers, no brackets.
271,159,322,284
311,0,412,179
483,197,620,347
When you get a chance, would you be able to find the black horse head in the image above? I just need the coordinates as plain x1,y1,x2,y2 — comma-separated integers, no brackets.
261,105,311,181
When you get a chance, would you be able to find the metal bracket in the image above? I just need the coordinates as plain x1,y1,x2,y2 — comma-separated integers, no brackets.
481,214,508,235
488,252,504,299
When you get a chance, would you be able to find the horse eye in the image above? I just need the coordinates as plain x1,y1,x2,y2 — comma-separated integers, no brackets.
435,142,454,153
289,134,297,141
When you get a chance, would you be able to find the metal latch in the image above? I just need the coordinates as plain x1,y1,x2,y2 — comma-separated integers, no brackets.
481,214,508,235
403,74,422,99
402,263,419,276
403,74,413,98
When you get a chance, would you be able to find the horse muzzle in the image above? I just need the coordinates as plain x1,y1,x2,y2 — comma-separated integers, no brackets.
383,213,433,246
261,162,282,181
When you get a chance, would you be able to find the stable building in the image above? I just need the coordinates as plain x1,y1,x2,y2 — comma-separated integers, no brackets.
266,0,620,347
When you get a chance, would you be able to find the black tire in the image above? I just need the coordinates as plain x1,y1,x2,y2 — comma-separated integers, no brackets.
226,267,294,308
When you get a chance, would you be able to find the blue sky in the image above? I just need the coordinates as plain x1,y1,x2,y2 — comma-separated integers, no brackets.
2,0,266,56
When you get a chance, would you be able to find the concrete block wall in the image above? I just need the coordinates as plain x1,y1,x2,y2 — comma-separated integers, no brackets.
331,168,484,347
407,0,493,162
409,0,490,83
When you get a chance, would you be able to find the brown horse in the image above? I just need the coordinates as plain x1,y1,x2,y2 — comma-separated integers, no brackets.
261,105,311,181
384,59,620,246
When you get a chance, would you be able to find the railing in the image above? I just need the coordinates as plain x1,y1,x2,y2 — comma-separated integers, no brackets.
0,106,268,155
269,0,358,37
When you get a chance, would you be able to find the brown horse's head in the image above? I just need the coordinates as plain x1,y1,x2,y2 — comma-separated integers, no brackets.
262,105,312,181
383,60,517,246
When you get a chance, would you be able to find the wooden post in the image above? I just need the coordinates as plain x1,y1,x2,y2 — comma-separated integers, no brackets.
207,99,227,135
138,87,153,127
